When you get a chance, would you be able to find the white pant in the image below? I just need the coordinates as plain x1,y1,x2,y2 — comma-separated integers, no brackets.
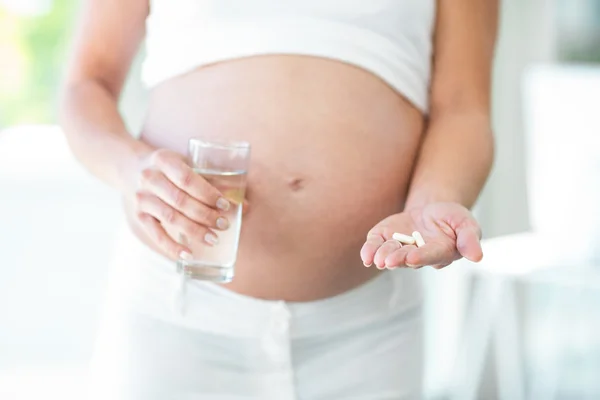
87,226,424,400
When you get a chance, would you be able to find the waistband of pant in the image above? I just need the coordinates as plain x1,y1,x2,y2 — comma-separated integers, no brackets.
106,224,423,338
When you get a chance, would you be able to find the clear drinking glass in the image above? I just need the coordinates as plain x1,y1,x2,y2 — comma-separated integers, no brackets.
176,138,251,283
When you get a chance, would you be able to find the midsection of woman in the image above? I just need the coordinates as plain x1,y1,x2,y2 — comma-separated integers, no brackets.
61,0,498,395
131,55,425,301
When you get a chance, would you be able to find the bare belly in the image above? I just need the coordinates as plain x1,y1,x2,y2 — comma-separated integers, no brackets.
132,55,424,301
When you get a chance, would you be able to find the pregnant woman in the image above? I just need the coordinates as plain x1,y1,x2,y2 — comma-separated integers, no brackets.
60,0,498,398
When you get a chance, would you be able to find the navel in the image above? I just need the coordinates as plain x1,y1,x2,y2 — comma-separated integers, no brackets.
288,177,305,191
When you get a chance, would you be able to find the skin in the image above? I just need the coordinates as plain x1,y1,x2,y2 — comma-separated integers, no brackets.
59,0,498,301
362,0,499,270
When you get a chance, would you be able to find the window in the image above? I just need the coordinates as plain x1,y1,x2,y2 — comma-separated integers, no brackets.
0,0,76,127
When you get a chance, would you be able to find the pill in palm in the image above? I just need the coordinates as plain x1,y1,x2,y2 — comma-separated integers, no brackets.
392,232,416,245
412,231,426,247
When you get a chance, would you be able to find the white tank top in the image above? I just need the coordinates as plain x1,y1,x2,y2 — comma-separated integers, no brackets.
142,0,437,112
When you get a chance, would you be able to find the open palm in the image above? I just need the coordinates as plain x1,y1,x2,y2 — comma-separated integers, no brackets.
360,202,483,269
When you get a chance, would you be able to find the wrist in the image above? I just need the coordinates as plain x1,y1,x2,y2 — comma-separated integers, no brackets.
115,138,155,192
404,191,464,212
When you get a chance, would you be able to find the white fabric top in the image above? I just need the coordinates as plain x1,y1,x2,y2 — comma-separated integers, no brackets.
142,0,437,112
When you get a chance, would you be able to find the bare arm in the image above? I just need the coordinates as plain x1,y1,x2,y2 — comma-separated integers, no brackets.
58,0,152,192
404,0,499,210
59,0,230,260
360,0,499,268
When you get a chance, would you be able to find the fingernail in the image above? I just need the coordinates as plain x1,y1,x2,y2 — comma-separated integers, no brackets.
363,262,372,268
179,251,193,261
205,232,219,245
216,197,230,211
216,217,229,230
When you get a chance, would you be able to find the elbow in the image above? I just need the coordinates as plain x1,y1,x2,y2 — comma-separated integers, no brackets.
57,78,96,156
57,82,75,137
484,125,496,179
58,74,117,128
57,78,99,136
57,82,83,151
481,122,495,165
57,83,73,132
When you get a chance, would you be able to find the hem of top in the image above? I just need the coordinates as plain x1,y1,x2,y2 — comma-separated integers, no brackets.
141,17,431,113
143,52,429,113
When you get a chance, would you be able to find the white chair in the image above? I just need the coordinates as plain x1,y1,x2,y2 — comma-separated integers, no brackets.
450,65,600,400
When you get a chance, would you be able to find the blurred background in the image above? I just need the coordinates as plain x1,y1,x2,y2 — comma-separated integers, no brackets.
1,0,599,399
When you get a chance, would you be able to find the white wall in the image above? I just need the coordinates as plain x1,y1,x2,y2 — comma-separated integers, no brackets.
477,0,557,237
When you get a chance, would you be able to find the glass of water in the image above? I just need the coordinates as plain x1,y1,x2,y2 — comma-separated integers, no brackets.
177,138,251,283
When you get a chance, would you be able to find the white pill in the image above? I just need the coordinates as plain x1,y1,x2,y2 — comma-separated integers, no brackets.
392,232,416,245
412,231,426,247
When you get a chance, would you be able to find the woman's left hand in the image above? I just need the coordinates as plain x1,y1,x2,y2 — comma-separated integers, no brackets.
360,202,483,269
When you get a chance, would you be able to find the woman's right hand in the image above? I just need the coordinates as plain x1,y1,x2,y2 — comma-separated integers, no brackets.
124,148,231,260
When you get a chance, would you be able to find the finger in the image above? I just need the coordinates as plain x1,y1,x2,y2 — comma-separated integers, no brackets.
431,262,451,270
136,193,219,245
139,169,227,229
456,226,483,262
373,240,402,269
405,242,455,268
151,150,228,211
242,200,250,215
384,245,417,269
360,233,386,267
138,213,191,260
